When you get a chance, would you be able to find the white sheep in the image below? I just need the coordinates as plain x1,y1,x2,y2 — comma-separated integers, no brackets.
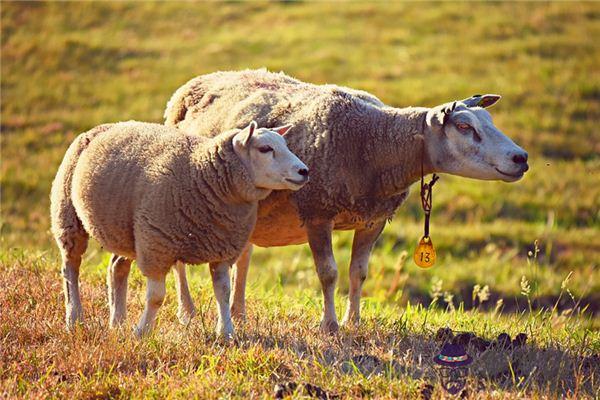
163,69,529,334
50,120,308,336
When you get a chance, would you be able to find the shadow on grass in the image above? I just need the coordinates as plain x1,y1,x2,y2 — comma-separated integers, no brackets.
242,327,599,398
400,281,600,316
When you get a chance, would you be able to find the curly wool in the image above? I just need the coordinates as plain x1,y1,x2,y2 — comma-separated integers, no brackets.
164,69,432,227
51,121,264,272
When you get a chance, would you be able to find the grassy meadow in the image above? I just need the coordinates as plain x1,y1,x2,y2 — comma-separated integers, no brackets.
1,2,599,399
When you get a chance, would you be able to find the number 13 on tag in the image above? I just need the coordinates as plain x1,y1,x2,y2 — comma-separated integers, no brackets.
414,236,436,268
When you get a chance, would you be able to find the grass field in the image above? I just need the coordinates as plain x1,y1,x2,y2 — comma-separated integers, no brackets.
1,2,599,399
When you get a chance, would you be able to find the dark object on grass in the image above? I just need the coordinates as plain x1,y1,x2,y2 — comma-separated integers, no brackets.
419,382,434,400
582,354,599,372
274,381,339,400
434,343,473,367
433,343,472,395
435,327,454,343
453,332,475,347
274,381,297,399
512,333,528,348
471,337,492,353
495,333,512,349
304,383,339,400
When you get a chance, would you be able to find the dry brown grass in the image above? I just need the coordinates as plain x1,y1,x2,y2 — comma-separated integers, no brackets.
2,254,597,399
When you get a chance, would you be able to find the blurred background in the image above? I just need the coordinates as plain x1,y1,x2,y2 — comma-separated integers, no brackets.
2,2,598,317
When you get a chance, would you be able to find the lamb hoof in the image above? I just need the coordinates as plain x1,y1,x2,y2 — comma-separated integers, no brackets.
320,319,340,334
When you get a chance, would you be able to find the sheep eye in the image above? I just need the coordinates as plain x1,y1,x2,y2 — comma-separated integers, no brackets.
258,145,273,153
456,122,472,131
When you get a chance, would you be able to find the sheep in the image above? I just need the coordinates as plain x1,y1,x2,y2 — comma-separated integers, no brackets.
162,69,529,333
50,120,309,337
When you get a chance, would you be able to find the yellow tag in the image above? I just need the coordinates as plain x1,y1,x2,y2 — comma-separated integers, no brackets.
414,236,436,268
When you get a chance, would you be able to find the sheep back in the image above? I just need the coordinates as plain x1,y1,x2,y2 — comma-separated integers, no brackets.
165,70,421,226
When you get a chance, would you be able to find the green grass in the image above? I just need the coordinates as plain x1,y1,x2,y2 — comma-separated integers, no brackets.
1,2,599,399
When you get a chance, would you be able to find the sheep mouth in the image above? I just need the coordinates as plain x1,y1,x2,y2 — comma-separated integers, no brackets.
285,177,309,186
495,167,525,179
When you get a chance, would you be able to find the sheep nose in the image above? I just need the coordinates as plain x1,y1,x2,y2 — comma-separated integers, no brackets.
298,168,309,177
512,152,528,165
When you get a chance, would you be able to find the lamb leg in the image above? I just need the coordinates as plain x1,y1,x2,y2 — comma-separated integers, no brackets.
210,260,234,338
230,242,253,321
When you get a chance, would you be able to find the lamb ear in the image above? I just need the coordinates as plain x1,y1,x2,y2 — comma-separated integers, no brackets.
461,94,502,108
241,121,257,146
272,124,292,136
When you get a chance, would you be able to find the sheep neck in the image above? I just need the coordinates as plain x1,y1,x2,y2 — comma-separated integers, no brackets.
189,134,265,205
372,107,435,197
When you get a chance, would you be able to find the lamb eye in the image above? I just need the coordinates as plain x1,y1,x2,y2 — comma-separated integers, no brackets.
258,145,273,153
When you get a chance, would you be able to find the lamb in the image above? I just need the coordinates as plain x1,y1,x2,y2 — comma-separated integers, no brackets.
50,120,308,336
162,69,530,333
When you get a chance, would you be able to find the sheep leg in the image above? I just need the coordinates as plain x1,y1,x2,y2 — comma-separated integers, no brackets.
57,231,88,330
173,261,196,325
61,253,84,330
306,220,339,334
210,261,234,338
230,242,253,321
107,254,132,327
342,221,386,327
135,272,167,338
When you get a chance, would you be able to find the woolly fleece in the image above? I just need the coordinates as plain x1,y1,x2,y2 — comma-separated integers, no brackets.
164,69,433,246
51,121,266,274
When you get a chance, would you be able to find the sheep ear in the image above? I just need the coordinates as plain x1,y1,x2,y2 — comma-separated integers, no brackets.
462,94,502,108
242,121,257,146
426,105,448,133
272,124,292,136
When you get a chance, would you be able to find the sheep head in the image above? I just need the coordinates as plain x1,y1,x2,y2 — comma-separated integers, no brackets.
424,95,528,182
233,122,309,191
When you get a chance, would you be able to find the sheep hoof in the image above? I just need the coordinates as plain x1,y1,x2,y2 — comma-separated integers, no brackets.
341,316,360,329
320,319,339,334
230,306,246,322
65,310,84,331
109,320,125,329
133,324,152,339
109,313,127,329
216,328,235,341
133,328,143,339
177,307,196,326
